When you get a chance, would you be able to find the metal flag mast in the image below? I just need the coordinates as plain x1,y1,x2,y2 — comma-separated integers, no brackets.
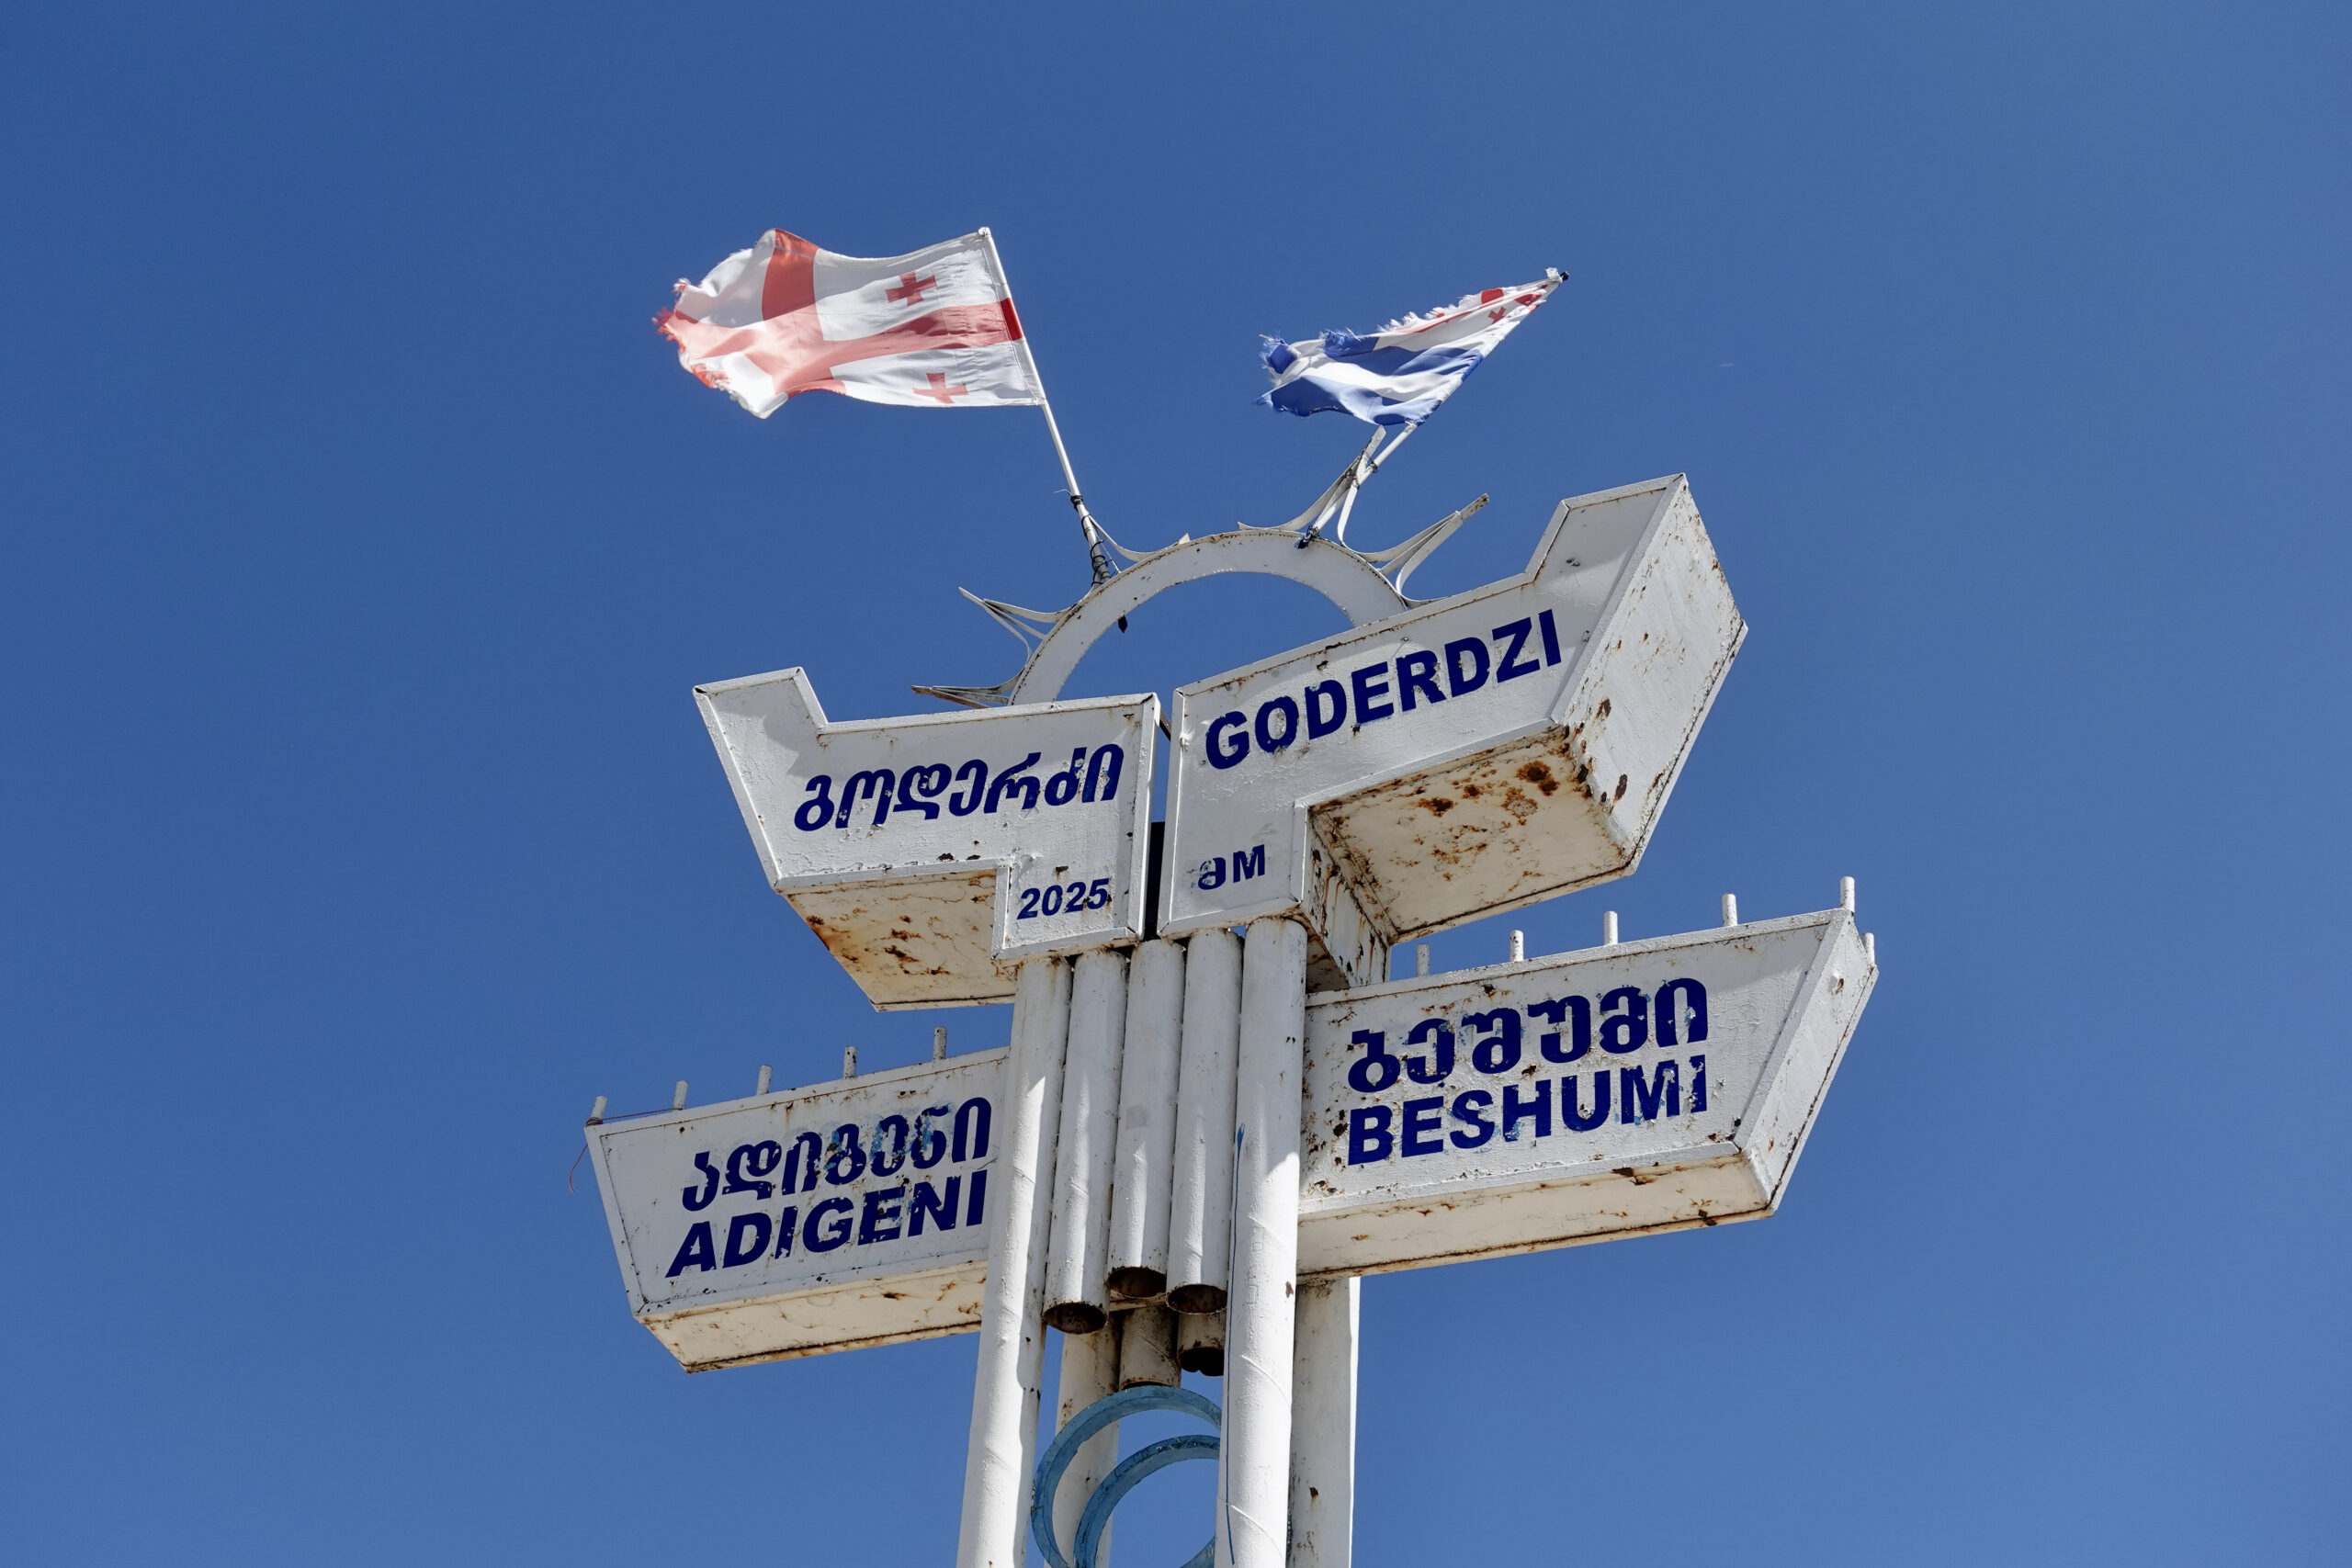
981,227,1122,586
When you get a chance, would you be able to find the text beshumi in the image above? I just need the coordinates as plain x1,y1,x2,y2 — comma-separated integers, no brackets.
1340,978,1709,1165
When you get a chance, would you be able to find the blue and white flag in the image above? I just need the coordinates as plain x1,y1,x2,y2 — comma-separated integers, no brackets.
1258,271,1562,426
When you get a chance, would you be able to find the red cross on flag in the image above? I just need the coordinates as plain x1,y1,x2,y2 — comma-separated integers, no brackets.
658,229,1043,416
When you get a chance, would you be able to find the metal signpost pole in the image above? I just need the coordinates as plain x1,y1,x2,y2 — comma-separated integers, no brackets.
1287,1277,1360,1568
1220,918,1309,1568
958,957,1073,1568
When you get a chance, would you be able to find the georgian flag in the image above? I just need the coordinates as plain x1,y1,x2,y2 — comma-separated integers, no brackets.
1259,271,1563,427
657,229,1042,415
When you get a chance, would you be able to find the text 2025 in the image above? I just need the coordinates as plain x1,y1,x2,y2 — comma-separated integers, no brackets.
1017,877,1111,919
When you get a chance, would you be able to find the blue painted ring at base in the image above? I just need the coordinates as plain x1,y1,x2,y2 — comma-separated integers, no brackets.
1031,1384,1221,1568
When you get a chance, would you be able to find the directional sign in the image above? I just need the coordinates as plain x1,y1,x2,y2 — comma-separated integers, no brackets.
1160,475,1742,988
587,1051,1005,1371
695,669,1158,1009
1295,908,1872,1277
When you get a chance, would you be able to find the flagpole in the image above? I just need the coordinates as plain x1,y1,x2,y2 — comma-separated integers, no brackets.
979,227,1115,583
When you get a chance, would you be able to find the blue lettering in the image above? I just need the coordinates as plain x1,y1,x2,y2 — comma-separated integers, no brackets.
1082,744,1124,802
1529,997,1591,1064
1044,748,1087,807
1656,978,1708,1047
1197,856,1226,890
723,1210,772,1267
771,1206,797,1257
1347,1105,1395,1164
1400,1096,1446,1156
837,767,895,828
1537,608,1563,665
1444,637,1490,696
947,758,987,816
1350,661,1395,723
1403,1018,1454,1085
1562,1070,1611,1132
954,1097,992,1162
1305,679,1348,739
1600,987,1649,1054
1450,1089,1495,1148
1254,696,1299,752
858,1186,905,1245
723,1141,781,1199
984,752,1043,813
1348,1029,1399,1093
965,1168,988,1227
1396,649,1444,711
1620,1061,1680,1123
665,1221,717,1277
1492,617,1541,682
1464,1008,1522,1074
910,1176,961,1235
1232,844,1265,881
681,1151,719,1212
781,1130,822,1193
911,1106,950,1168
1690,1055,1707,1112
824,1123,866,1185
803,1197,854,1252
1206,712,1250,769
870,1116,909,1177
896,763,949,819
1501,1079,1551,1141
794,775,836,831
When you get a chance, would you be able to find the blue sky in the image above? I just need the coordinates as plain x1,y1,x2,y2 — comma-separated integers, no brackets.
3,4,2346,1564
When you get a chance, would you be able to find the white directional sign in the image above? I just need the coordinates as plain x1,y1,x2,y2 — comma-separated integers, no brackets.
1161,475,1742,988
695,669,1158,1009
1295,908,1872,1277
588,1051,1005,1370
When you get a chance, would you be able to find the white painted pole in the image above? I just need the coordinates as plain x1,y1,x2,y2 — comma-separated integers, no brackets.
1414,943,1430,977
754,1064,772,1096
672,1080,688,1111
1602,910,1618,946
1178,1307,1227,1375
1721,893,1738,928
935,1025,950,1061
1219,916,1309,1568
1118,1303,1181,1389
842,1045,858,1078
1840,874,1857,913
1168,928,1242,1314
1287,1276,1359,1568
1055,1317,1125,1568
1046,947,1130,1334
956,956,1073,1568
1508,930,1524,963
1108,937,1187,1300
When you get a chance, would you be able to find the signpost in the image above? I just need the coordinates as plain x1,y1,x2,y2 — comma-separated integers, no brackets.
695,669,1159,1009
1162,475,1741,990
586,470,1879,1568
587,1050,1006,1368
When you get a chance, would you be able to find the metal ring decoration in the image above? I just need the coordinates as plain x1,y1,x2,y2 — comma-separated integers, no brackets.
1031,1383,1221,1568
